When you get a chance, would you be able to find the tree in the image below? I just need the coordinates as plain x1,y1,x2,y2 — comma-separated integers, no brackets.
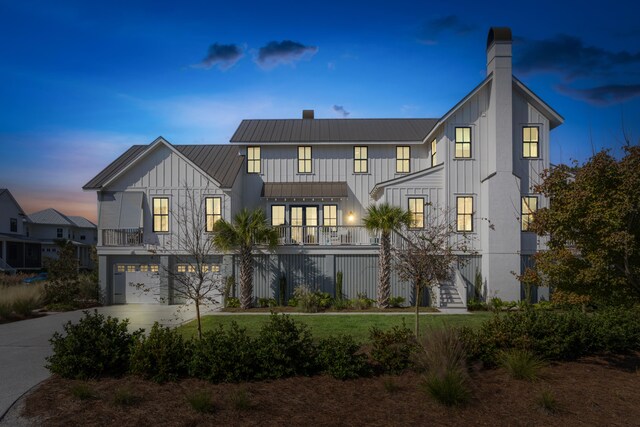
44,239,80,307
211,208,278,309
363,203,412,309
531,146,640,305
393,208,475,337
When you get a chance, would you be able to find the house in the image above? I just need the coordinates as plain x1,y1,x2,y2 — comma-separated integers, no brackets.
28,208,97,269
0,188,41,273
84,27,563,307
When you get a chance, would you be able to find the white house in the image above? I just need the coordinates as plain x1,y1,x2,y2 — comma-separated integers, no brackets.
0,189,41,272
84,28,563,307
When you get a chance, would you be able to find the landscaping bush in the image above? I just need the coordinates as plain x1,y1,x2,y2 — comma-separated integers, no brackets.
389,296,406,308
130,322,191,383
467,298,487,311
186,389,216,413
257,297,277,308
316,335,370,380
226,297,240,308
369,323,418,373
293,285,333,313
351,293,375,310
0,283,45,320
46,310,142,379
421,368,470,407
499,349,546,381
254,313,318,379
332,298,352,310
189,322,256,383
589,306,640,353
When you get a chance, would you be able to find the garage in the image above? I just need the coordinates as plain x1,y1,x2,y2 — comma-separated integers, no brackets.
113,264,161,304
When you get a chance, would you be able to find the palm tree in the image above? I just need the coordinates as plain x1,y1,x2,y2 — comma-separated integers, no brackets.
363,204,412,308
211,208,278,309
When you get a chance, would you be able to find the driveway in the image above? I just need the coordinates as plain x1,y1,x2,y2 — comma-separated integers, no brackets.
0,304,217,420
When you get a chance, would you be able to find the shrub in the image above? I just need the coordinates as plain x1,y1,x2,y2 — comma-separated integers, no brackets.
76,273,100,305
332,298,352,310
257,297,277,308
223,276,235,308
278,275,287,306
226,297,240,308
589,306,640,354
316,335,370,380
70,383,96,400
46,310,142,379
467,299,487,311
369,323,418,374
421,368,470,407
551,290,590,310
287,297,298,307
189,322,256,383
254,314,318,379
537,389,559,414
186,389,216,413
414,327,466,375
499,349,546,381
335,271,343,300
293,286,332,313
130,322,191,383
389,296,406,308
0,283,45,319
351,293,375,310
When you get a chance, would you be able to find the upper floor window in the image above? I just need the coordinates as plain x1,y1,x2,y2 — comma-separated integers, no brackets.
408,198,424,228
271,205,285,226
205,197,221,232
396,146,410,173
455,127,472,158
80,235,86,240
9,218,17,232
521,196,538,231
56,228,63,238
354,146,368,173
431,139,437,166
298,146,312,173
153,197,169,232
323,205,337,229
247,146,261,173
456,196,473,232
523,126,539,158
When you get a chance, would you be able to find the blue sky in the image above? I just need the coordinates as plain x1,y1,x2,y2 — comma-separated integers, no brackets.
1,0,639,222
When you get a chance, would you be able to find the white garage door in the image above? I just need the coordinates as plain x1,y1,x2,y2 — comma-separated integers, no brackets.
113,264,161,304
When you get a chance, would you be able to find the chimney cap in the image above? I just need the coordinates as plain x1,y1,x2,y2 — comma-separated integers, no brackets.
302,109,314,119
487,27,512,49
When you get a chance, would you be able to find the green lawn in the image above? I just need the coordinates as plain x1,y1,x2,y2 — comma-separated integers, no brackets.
178,312,492,341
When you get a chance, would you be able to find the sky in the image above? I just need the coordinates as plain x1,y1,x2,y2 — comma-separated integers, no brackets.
1,0,639,223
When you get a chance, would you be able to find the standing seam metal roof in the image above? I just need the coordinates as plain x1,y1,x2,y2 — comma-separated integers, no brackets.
230,118,439,143
261,182,348,199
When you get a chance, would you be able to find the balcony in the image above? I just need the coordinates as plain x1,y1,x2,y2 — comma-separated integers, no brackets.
274,226,379,246
102,228,143,246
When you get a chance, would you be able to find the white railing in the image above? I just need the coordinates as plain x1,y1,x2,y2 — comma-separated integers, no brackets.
454,268,468,307
102,228,143,246
273,226,380,246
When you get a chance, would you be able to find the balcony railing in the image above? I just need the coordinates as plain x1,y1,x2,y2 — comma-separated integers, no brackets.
102,228,143,247
274,226,380,246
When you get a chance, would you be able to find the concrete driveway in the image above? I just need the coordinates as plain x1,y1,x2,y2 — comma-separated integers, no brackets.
0,304,217,421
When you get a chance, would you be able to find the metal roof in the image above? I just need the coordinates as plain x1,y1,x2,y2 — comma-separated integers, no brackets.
262,182,348,199
83,143,243,190
29,208,74,226
67,216,97,229
230,118,439,143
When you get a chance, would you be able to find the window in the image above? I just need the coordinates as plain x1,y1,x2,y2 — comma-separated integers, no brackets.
153,197,169,232
408,198,424,228
396,146,410,173
521,196,538,231
117,265,125,272
56,228,63,238
211,265,220,273
139,265,149,272
150,264,159,273
205,197,221,232
455,127,472,158
456,196,473,232
177,265,187,273
523,126,539,158
298,146,312,173
247,146,261,173
10,218,17,232
271,205,285,226
126,265,136,272
354,146,368,173
80,235,86,241
431,139,437,166
323,205,337,229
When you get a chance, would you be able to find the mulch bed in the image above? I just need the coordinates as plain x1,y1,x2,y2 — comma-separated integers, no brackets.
21,353,640,426
221,307,439,313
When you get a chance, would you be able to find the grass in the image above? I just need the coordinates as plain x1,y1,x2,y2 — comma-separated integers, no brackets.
229,388,252,411
0,283,45,320
178,312,491,341
70,383,96,401
421,369,471,407
186,390,216,413
500,349,546,381
537,389,559,414
113,387,141,406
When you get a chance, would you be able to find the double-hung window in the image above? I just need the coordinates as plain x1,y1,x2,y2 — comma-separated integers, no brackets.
408,198,424,228
523,127,539,158
247,146,261,173
205,197,221,232
354,146,368,173
431,139,437,166
396,146,410,173
323,205,337,231
271,205,285,226
298,146,312,173
521,196,538,231
153,197,169,232
9,218,17,232
456,196,473,232
455,127,471,158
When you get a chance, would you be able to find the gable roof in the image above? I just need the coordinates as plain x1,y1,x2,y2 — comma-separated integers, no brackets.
0,188,26,216
68,216,97,229
83,138,244,190
370,163,445,199
230,118,439,144
512,76,564,129
29,208,74,226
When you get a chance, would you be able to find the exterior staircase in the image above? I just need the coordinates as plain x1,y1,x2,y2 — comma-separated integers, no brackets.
436,269,468,312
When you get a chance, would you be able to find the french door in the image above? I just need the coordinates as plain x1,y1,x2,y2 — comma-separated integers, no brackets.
290,206,318,244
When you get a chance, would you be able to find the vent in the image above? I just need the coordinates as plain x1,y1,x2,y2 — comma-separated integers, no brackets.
302,109,314,119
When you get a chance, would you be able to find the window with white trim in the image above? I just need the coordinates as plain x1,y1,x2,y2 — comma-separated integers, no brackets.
523,127,539,158
298,146,312,173
354,146,368,173
408,198,424,228
153,197,169,232
271,205,285,226
455,127,471,158
396,146,410,173
521,196,538,231
456,196,473,232
205,197,221,232
247,146,261,173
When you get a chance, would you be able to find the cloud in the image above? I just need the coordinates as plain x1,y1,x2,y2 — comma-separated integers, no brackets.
332,105,350,118
514,34,640,81
256,40,318,68
195,43,244,70
556,83,640,106
418,15,475,45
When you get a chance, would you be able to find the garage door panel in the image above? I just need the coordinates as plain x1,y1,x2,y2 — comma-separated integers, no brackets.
126,271,161,303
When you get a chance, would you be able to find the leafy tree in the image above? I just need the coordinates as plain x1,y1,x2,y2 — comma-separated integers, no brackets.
363,203,412,308
531,146,640,304
211,208,278,309
44,239,80,307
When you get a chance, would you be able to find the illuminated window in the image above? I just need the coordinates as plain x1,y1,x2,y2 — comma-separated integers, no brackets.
455,127,471,158
205,197,221,232
298,146,312,173
150,264,159,272
202,265,209,273
522,196,538,231
126,265,136,272
187,265,196,273
117,265,125,272
354,146,368,173
153,197,169,232
271,205,285,226
523,127,539,158
408,198,424,228
323,205,337,229
396,146,410,173
211,265,220,273
177,265,187,273
247,146,261,173
139,265,148,272
431,139,437,166
456,196,473,232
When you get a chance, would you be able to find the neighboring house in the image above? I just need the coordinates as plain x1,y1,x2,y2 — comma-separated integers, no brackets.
28,208,97,269
0,189,41,272
85,28,563,307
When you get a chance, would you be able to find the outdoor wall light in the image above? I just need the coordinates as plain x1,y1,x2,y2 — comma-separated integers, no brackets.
347,211,355,223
